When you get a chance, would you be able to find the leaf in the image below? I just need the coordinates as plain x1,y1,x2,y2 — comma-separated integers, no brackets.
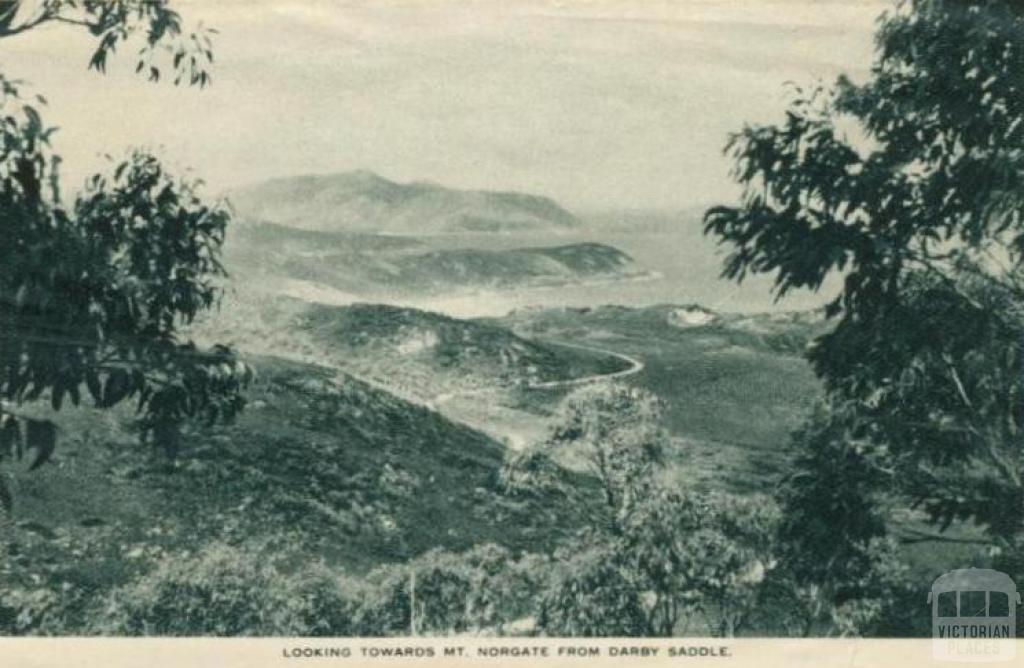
24,382,44,402
51,382,65,411
25,419,56,471
23,105,42,133
85,369,102,404
0,415,20,460
89,49,107,73
102,369,131,408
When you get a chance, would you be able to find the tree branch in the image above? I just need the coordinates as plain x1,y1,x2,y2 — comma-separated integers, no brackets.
0,5,55,39
51,15,96,30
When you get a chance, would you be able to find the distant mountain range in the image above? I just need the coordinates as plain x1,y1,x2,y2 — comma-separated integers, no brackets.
227,170,580,234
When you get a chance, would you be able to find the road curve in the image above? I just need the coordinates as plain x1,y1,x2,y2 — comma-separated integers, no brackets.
525,339,644,389
428,337,644,408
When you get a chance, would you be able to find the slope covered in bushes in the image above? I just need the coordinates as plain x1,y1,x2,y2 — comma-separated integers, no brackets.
0,355,589,634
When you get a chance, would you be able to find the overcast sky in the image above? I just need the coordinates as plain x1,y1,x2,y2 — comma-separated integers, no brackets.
4,0,889,211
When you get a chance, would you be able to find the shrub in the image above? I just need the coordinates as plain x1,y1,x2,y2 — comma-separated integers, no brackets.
97,542,288,635
359,544,548,636
279,563,366,637
536,539,650,636
95,541,363,636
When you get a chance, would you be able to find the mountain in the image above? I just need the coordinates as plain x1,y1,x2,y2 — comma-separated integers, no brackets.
226,222,643,296
226,170,580,234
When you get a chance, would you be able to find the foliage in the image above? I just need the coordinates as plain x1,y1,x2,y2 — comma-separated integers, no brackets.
507,378,786,637
512,382,667,526
97,542,287,635
498,447,570,499
704,0,1024,629
10,506,552,638
276,563,368,637
536,535,652,637
360,544,549,636
0,2,248,509
0,512,183,635
620,490,780,636
775,407,892,599
535,492,781,637
0,1,216,87
759,535,914,637
992,534,1024,613
705,0,1024,313
81,540,547,637
94,541,367,636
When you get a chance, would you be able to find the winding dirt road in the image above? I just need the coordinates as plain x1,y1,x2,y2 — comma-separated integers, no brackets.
421,337,645,449
526,339,644,389
427,338,644,408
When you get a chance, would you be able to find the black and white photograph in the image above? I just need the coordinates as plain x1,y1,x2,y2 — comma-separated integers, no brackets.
0,0,1021,656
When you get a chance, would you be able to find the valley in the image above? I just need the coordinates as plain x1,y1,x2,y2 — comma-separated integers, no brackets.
0,170,864,636
200,174,837,494
4,0,1012,643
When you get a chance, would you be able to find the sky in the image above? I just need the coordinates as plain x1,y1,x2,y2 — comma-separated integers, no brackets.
2,0,889,211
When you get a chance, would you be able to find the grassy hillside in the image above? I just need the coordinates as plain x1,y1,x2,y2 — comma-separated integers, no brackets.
190,295,629,403
1,354,590,632
192,293,827,492
297,302,629,398
2,298,978,638
495,304,989,594
498,304,828,492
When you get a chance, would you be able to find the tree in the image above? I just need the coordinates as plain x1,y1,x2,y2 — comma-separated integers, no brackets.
619,489,780,637
358,544,549,636
0,1,248,509
510,383,782,637
536,533,652,637
704,0,1024,626
510,382,666,528
0,1,216,86
764,406,915,636
534,491,782,638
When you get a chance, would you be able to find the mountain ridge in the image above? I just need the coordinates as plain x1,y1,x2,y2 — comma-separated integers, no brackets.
226,170,580,234
225,221,642,296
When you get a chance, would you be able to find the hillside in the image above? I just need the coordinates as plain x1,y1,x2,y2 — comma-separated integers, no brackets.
503,303,831,357
189,295,630,404
496,303,828,492
226,221,642,297
227,170,580,234
297,302,629,398
1,354,592,631
390,242,636,287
